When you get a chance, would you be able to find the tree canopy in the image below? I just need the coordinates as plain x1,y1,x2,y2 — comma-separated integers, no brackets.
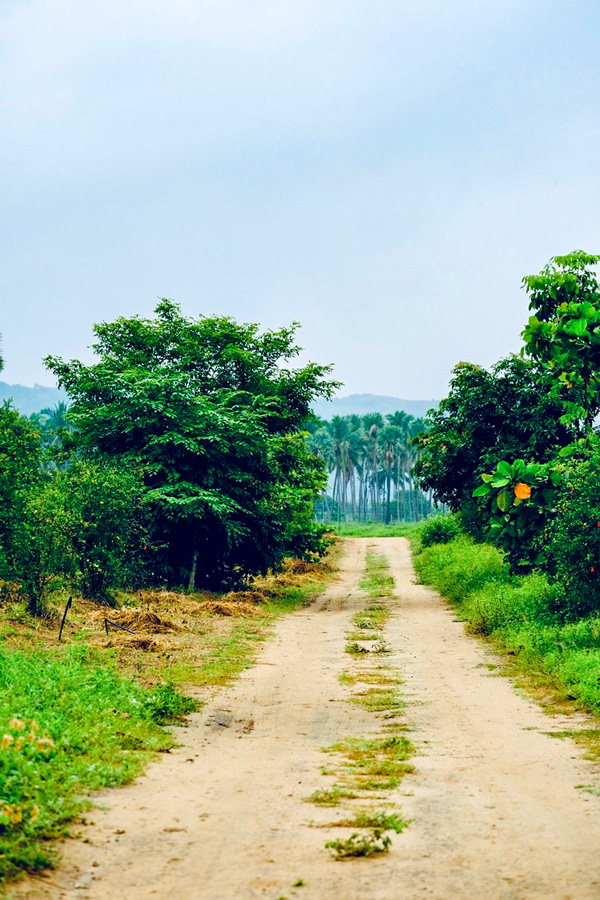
46,301,337,589
412,355,571,531
522,250,600,430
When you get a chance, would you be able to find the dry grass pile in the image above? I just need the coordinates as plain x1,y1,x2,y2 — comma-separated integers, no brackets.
221,590,267,605
282,558,332,576
194,600,264,618
135,589,186,607
91,609,181,633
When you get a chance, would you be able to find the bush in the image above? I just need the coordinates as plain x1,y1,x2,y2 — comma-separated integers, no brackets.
420,514,462,548
545,440,600,619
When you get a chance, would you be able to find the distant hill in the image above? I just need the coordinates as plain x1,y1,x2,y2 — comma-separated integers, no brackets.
312,393,437,421
0,382,67,417
0,383,437,422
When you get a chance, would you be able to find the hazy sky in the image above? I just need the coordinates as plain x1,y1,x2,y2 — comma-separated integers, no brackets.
2,0,599,399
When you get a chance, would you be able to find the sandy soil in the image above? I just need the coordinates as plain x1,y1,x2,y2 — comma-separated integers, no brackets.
12,538,600,900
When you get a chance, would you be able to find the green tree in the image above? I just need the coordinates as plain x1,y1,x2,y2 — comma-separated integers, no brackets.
413,355,570,533
45,301,336,589
543,436,600,618
9,477,74,615
0,404,41,576
522,250,600,430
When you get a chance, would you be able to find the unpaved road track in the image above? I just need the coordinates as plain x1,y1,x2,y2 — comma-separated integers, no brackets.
12,538,600,900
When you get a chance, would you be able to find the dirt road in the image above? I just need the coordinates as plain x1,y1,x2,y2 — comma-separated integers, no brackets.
13,538,600,900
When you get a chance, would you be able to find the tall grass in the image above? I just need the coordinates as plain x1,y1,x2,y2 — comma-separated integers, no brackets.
413,536,600,714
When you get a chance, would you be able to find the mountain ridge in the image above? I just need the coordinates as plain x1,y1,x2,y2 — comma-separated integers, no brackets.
0,383,437,422
312,393,437,421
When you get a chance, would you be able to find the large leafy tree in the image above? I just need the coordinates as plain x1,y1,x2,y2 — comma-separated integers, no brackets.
522,250,600,431
45,301,336,589
413,355,571,532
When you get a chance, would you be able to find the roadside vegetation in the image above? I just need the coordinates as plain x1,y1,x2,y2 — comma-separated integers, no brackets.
0,308,339,885
413,526,600,714
411,250,600,757
1,303,337,618
0,558,333,885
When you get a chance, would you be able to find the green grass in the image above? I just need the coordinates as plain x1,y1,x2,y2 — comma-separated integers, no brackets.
303,785,357,807
324,736,414,792
0,643,195,883
331,522,421,538
349,688,405,715
413,535,600,715
0,565,333,886
307,549,412,855
359,553,395,599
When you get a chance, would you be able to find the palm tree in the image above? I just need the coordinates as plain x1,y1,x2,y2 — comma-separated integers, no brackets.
362,413,384,520
386,411,413,521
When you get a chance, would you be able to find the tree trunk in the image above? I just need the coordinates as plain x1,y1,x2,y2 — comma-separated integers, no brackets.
188,545,199,590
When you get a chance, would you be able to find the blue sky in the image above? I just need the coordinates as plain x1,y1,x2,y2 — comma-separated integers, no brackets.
2,0,599,399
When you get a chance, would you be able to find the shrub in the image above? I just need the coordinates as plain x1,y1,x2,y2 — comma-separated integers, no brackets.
420,514,461,548
545,440,600,619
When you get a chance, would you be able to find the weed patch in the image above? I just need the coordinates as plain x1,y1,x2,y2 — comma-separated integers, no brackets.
325,828,392,858
0,645,194,883
349,688,405,716
303,785,357,807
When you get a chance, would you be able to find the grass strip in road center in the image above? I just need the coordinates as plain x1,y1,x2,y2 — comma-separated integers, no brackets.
305,548,413,858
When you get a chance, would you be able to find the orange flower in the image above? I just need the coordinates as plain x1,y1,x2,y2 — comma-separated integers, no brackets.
514,482,532,500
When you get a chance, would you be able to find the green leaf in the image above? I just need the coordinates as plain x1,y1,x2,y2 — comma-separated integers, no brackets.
496,489,512,512
472,484,491,497
490,477,510,488
496,461,512,477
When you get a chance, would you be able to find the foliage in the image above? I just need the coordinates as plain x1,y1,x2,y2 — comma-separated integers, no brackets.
522,251,600,430
60,461,150,601
0,643,194,883
6,461,150,613
543,437,600,619
0,404,41,576
414,536,507,603
413,355,570,533
420,513,462,548
45,301,337,589
9,478,74,616
472,459,561,570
